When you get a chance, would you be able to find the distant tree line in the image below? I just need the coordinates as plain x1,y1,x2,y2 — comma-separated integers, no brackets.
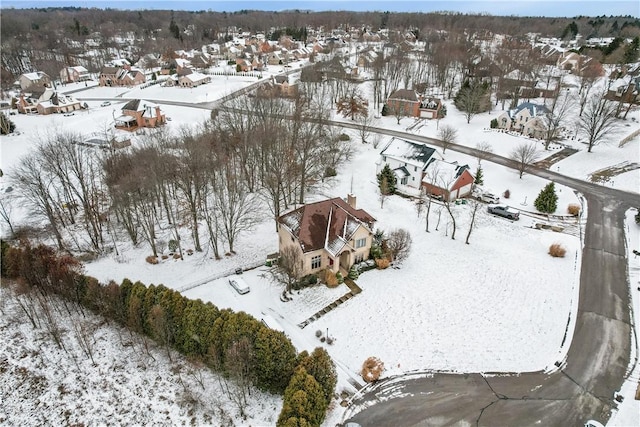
1,240,337,425
2,7,639,86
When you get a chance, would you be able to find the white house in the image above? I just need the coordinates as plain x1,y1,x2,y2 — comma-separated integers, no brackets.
376,137,443,194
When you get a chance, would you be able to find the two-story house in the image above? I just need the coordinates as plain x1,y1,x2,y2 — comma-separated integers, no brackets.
19,71,51,92
115,99,165,131
495,102,550,139
376,137,443,193
277,195,376,278
59,66,91,83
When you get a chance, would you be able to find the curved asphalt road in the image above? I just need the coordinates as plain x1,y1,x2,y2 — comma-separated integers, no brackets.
335,123,640,426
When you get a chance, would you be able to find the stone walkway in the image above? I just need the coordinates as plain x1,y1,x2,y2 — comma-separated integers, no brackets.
297,277,362,329
533,147,578,169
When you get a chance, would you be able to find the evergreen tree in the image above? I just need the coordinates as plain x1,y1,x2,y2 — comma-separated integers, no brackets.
377,164,397,194
534,182,558,213
277,367,327,427
380,104,389,116
474,167,484,186
297,348,337,406
0,113,16,135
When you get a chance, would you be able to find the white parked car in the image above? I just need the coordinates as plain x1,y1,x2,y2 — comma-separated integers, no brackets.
100,101,111,107
481,192,500,204
228,276,250,295
584,420,604,427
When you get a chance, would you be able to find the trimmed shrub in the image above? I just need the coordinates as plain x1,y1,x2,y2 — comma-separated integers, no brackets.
549,243,566,258
145,255,158,264
173,253,181,259
325,271,338,287
361,357,384,383
503,189,510,199
338,133,350,141
335,272,344,284
567,204,581,216
315,330,323,338
490,118,498,129
347,266,359,280
375,258,390,269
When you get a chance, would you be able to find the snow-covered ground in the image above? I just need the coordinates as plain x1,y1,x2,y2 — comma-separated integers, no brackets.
1,65,639,426
0,286,281,427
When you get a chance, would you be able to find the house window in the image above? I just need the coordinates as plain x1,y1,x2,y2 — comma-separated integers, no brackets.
401,177,408,185
355,237,367,248
414,166,417,172
311,255,321,269
355,254,364,263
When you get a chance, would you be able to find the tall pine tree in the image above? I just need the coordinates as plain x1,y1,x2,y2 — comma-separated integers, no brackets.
474,167,484,186
377,164,397,194
534,182,558,213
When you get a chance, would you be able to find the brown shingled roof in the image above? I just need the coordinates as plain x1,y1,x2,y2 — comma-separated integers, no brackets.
278,197,375,253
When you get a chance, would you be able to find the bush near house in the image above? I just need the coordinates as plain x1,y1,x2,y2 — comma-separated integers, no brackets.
361,356,384,383
490,118,498,129
549,243,566,258
567,204,581,216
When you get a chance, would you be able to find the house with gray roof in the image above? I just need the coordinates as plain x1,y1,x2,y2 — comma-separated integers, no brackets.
495,102,550,139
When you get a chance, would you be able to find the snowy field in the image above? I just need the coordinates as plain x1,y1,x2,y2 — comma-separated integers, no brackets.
0,287,282,427
1,68,639,426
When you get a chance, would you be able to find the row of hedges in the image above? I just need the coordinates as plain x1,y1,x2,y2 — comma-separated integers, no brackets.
1,242,336,424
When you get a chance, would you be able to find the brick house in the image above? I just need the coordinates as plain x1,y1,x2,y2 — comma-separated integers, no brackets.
277,195,376,278
59,66,91,83
115,99,165,131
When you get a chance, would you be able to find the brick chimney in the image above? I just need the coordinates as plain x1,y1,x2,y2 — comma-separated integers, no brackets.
347,193,357,209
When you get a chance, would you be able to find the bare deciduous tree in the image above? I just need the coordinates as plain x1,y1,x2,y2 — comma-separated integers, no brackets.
542,92,574,150
510,143,540,178
578,91,620,153
386,228,412,264
271,245,304,294
465,199,481,245
438,124,458,154
474,141,493,166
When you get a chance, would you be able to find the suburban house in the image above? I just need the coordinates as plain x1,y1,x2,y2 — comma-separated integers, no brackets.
178,72,211,88
59,66,91,83
277,195,376,278
495,102,550,139
99,66,146,87
387,89,421,117
422,160,475,201
376,137,443,193
18,71,51,91
386,90,443,118
35,89,82,115
115,99,165,131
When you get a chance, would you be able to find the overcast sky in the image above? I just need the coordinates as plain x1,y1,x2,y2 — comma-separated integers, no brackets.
2,0,639,18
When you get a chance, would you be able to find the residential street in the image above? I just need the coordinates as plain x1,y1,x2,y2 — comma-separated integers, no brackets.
341,124,640,426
